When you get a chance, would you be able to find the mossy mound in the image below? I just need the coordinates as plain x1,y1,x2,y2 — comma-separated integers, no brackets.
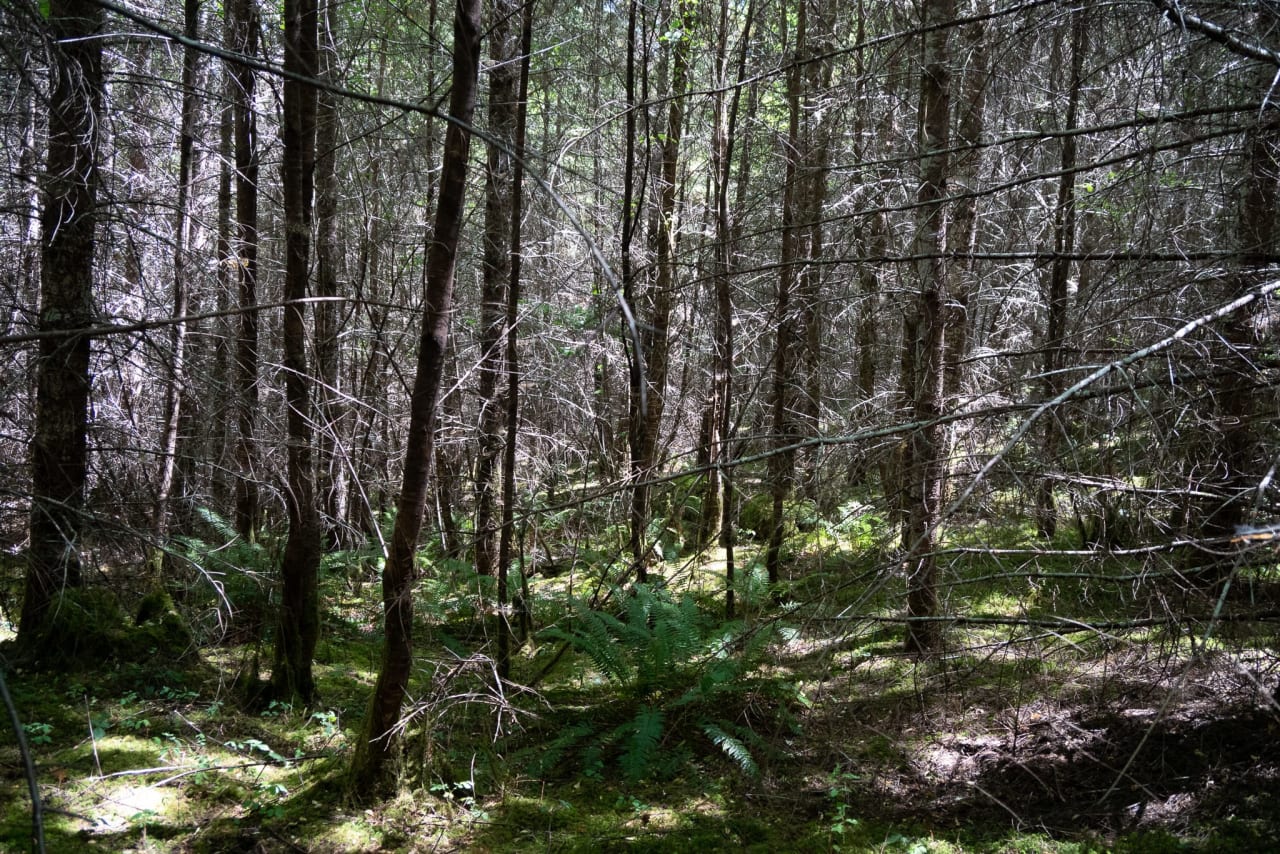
20,587,197,670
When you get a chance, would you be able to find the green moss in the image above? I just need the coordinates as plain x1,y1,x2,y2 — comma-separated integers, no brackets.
20,587,197,670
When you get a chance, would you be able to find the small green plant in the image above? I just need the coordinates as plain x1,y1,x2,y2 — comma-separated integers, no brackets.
825,765,862,851
311,709,339,738
22,721,52,745
261,699,292,718
244,780,289,819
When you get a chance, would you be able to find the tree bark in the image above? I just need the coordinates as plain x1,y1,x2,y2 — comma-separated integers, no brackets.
765,0,806,590
1199,52,1279,578
273,0,322,704
152,0,201,569
622,0,647,582
314,0,349,549
497,0,535,679
476,0,520,581
1036,4,1086,541
230,0,261,543
903,0,955,654
19,0,103,641
348,0,482,798
705,0,753,617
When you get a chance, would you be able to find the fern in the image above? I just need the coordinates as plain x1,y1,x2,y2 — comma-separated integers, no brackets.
617,706,665,782
522,720,595,778
529,584,793,783
701,722,759,777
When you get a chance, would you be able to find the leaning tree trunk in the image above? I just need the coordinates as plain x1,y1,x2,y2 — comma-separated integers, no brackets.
902,0,954,654
348,0,482,798
19,0,103,642
273,0,322,704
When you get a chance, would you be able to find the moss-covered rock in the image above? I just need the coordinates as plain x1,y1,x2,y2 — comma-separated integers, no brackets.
20,587,197,670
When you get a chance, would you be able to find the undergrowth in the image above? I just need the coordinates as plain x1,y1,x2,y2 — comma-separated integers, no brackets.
527,583,799,782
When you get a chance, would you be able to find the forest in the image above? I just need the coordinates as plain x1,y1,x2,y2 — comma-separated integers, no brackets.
0,0,1278,850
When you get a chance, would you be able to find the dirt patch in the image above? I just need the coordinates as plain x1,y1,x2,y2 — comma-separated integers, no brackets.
797,649,1280,843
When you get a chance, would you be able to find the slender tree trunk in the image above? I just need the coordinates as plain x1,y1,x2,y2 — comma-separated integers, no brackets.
273,0,322,704
212,55,235,512
797,3,831,503
635,0,693,521
348,0,482,797
314,0,349,549
476,0,520,580
152,0,201,569
1036,4,1086,541
765,0,806,590
19,0,103,641
497,0,535,679
622,0,648,582
705,0,753,617
230,0,261,543
903,0,955,654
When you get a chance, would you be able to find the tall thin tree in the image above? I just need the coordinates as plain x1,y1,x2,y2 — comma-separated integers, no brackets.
902,0,955,654
152,0,202,570
765,0,806,590
497,0,536,678
230,0,261,542
476,0,520,581
348,0,483,796
273,0,322,703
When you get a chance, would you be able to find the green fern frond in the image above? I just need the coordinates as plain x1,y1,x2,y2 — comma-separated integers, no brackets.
618,706,665,782
195,506,239,542
525,721,595,777
701,722,759,777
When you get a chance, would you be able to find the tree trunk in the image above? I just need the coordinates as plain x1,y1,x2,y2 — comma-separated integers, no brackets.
797,2,831,503
152,0,201,570
273,0,322,704
497,0,535,679
765,0,806,590
1199,52,1279,578
903,0,954,655
348,0,482,798
230,0,261,543
212,50,235,513
476,0,520,580
622,0,647,582
1036,5,1086,541
314,0,349,549
19,0,103,642
705,0,753,617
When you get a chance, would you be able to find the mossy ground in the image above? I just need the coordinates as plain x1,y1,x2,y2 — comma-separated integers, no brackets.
1,515,1277,852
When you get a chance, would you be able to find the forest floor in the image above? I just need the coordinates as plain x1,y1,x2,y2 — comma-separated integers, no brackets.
1,523,1278,852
